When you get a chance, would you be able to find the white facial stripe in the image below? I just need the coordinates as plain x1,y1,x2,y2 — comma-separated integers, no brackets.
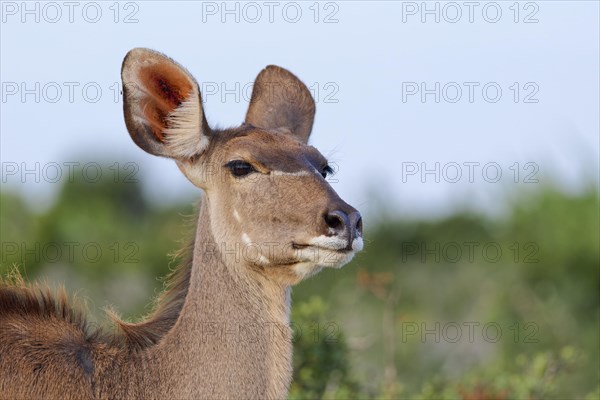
233,209,240,222
270,170,312,177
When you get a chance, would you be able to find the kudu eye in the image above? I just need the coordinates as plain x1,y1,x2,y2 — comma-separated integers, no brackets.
226,160,255,177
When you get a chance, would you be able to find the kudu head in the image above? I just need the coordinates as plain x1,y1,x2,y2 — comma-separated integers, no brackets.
121,48,362,285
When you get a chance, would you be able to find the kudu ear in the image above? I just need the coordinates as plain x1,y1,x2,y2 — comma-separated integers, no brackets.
245,65,316,144
121,48,211,159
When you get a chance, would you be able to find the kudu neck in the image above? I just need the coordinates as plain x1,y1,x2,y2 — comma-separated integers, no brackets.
154,197,293,399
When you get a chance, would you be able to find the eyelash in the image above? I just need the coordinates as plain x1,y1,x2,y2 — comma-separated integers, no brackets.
321,165,334,178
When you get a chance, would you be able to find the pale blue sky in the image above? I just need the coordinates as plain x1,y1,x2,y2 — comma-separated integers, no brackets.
1,1,598,220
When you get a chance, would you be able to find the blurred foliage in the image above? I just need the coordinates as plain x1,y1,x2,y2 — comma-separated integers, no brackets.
289,296,362,399
414,346,586,399
0,166,598,398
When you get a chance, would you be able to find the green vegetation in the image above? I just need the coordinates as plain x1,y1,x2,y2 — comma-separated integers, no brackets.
1,168,598,399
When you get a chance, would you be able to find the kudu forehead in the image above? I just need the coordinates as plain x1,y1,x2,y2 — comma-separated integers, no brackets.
216,128,328,172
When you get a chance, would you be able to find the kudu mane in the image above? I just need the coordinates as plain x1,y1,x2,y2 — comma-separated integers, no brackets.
0,217,197,353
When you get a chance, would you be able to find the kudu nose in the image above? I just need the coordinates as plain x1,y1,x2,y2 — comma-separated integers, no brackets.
324,209,363,246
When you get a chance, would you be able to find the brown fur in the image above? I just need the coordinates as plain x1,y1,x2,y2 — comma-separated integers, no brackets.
0,48,362,399
107,231,195,351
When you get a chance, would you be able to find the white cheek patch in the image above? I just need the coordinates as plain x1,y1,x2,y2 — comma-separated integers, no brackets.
240,234,270,265
241,233,251,245
258,255,270,265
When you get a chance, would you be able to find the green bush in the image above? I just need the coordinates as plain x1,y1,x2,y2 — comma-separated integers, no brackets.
289,296,362,399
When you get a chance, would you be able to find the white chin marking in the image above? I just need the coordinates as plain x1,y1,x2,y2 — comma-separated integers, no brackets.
308,235,348,250
306,235,364,252
292,247,356,277
291,234,364,279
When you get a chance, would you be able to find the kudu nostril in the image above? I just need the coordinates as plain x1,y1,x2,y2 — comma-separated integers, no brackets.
355,216,363,236
324,210,347,232
325,210,362,244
